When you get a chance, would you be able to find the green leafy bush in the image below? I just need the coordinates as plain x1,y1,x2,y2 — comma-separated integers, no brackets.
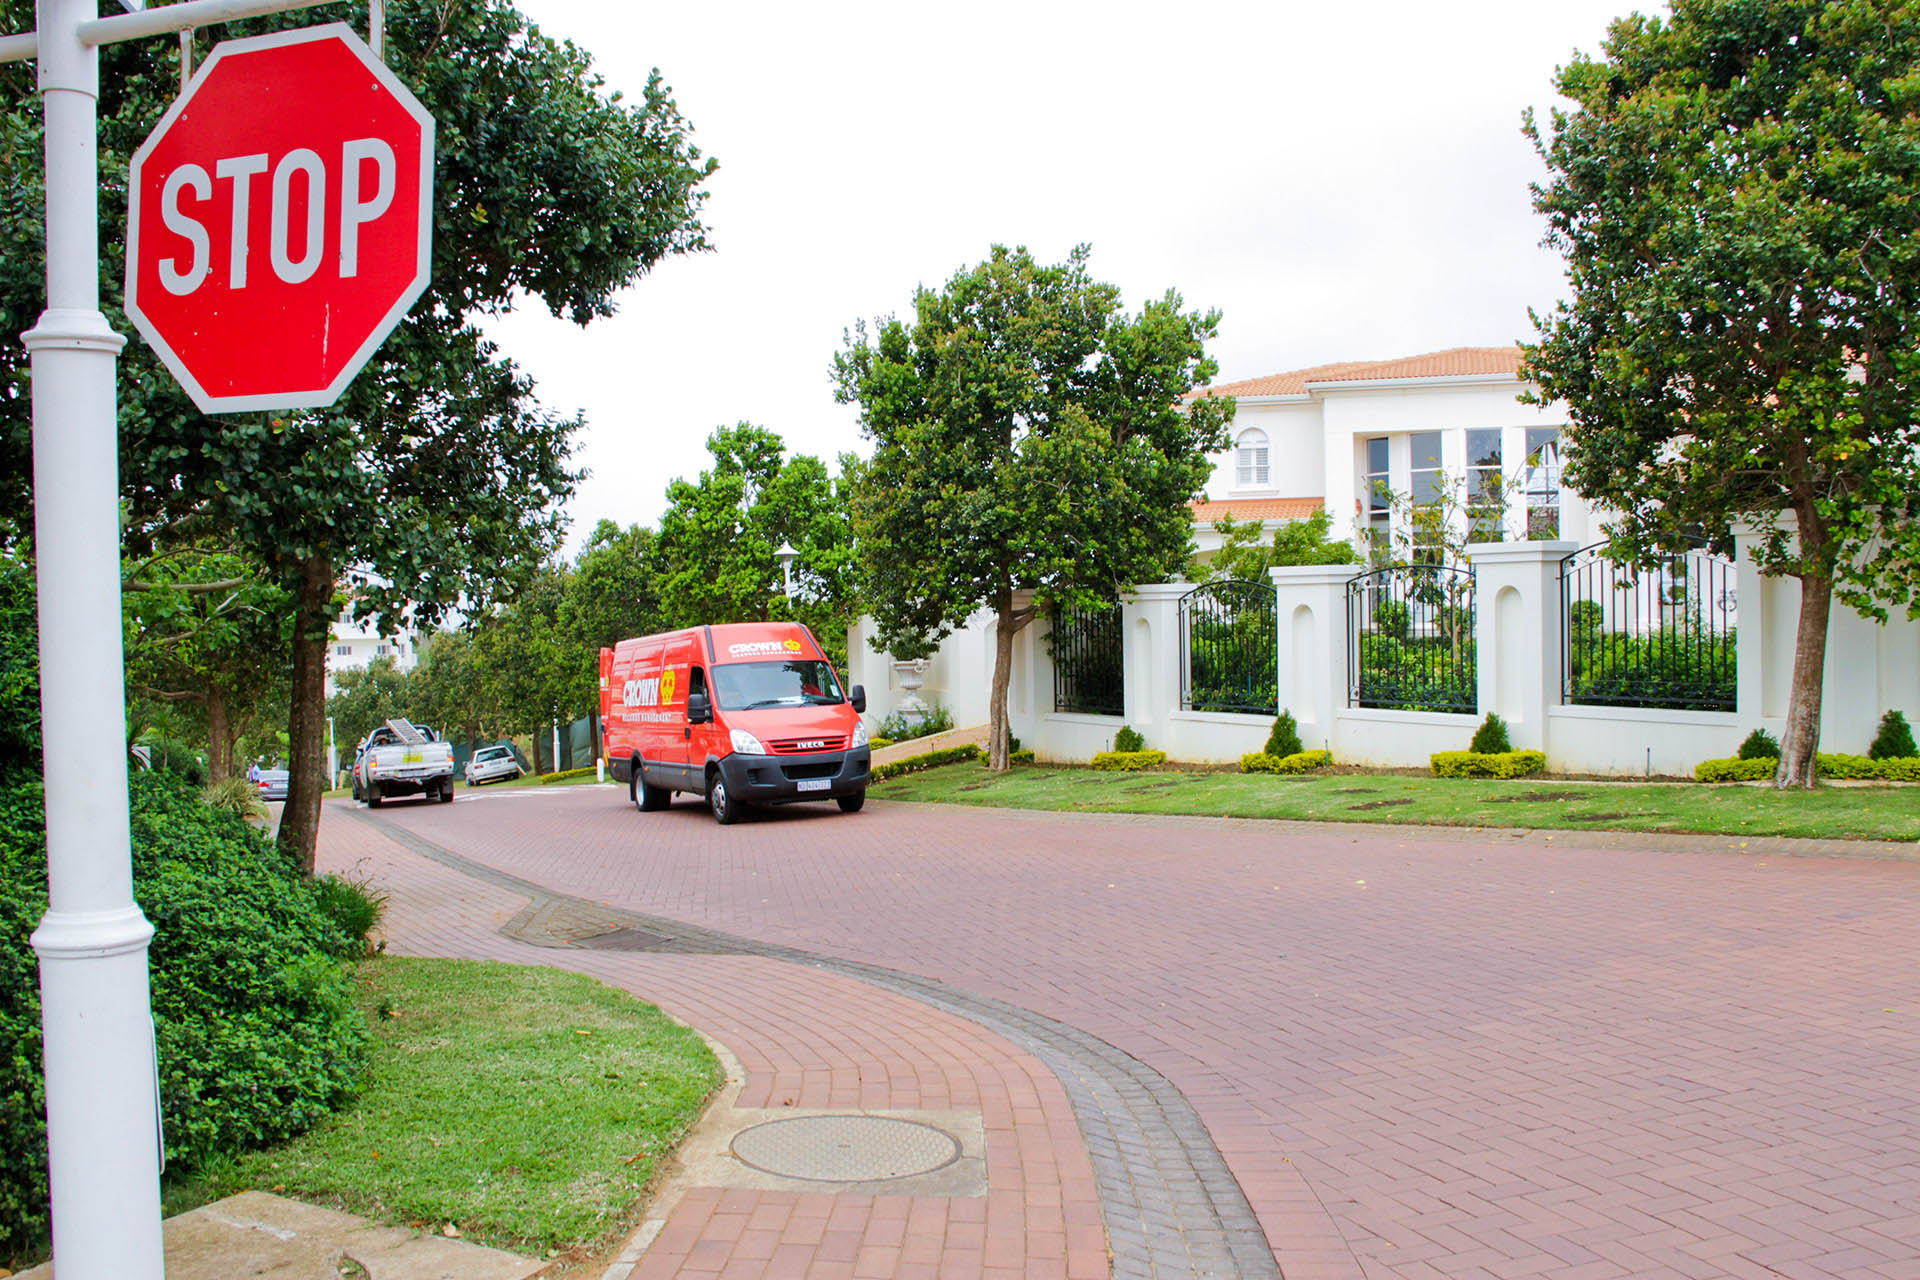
1816,752,1880,779
540,766,598,783
1468,713,1511,754
1871,756,1920,781
1737,729,1781,760
1373,598,1411,642
1568,599,1604,637
1113,725,1146,753
1568,626,1736,712
1,774,369,1264
1089,749,1168,771
312,873,389,958
1240,749,1332,775
1695,756,1776,782
877,702,955,742
1869,711,1917,760
201,776,268,821
870,744,980,781
1430,750,1546,779
1009,748,1036,764
867,736,895,750
1185,600,1279,714
1264,711,1303,758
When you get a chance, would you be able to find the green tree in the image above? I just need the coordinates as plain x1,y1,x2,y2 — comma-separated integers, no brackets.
1524,0,1920,788
1201,509,1360,582
324,656,414,761
834,245,1232,769
654,425,857,665
1,0,716,867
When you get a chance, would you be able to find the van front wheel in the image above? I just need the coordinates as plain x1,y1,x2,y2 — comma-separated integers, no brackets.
707,771,740,825
836,790,866,813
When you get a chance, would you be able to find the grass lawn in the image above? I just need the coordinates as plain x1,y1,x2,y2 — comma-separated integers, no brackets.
163,956,720,1261
873,761,1920,842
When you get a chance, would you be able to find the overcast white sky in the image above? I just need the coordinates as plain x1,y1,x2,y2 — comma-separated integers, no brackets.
491,0,1641,552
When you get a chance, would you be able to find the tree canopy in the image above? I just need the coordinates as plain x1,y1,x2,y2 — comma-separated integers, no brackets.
1524,0,1920,786
834,244,1232,768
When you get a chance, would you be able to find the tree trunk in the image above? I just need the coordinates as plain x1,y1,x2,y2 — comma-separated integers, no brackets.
987,600,1017,771
278,554,334,874
1775,570,1832,790
205,683,232,782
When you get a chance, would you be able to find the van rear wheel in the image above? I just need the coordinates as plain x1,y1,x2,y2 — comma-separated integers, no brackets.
707,771,740,825
633,760,670,812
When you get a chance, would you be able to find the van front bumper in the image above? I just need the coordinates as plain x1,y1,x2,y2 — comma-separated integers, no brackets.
717,747,871,805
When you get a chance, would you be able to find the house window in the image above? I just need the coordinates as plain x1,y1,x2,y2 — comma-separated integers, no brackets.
1466,428,1504,541
376,643,390,655
334,644,350,657
1408,431,1444,563
1235,429,1270,487
1526,428,1562,539
1364,436,1391,558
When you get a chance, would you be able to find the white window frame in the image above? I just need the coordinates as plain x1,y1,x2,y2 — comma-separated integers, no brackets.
1234,428,1271,489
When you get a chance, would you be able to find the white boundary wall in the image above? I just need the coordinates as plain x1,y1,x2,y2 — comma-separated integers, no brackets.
848,523,1920,774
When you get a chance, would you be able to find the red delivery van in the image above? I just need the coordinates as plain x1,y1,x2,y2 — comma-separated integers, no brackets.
600,622,871,825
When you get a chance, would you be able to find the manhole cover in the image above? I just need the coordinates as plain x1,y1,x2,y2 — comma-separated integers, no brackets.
730,1115,961,1182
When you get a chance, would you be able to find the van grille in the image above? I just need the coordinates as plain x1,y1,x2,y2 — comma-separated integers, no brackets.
766,735,845,755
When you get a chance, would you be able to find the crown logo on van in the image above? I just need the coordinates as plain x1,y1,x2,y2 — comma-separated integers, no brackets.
660,667,677,705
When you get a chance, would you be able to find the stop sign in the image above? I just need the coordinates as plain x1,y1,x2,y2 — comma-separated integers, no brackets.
125,24,434,413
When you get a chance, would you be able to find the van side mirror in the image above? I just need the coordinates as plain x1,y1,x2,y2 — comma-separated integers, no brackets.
849,684,866,714
687,692,711,724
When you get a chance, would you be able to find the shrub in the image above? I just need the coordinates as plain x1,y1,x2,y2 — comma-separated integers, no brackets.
1009,748,1035,764
1695,756,1775,782
1264,711,1303,759
1241,749,1332,775
1872,756,1920,781
1112,725,1146,754
1870,711,1917,760
1568,599,1604,637
540,766,598,783
877,702,955,742
201,776,268,821
870,744,980,781
1,773,368,1263
312,873,389,958
1089,749,1167,771
1430,749,1546,779
1816,752,1879,780
1468,713,1512,755
1737,729,1781,760
1373,598,1411,642
867,736,895,750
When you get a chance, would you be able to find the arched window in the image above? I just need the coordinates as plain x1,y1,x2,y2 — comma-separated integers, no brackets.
1235,428,1270,487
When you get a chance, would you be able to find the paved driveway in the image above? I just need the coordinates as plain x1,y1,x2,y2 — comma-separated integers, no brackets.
363,787,1920,1279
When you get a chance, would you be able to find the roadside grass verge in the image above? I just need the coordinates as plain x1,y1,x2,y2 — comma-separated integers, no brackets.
163,956,721,1261
873,762,1920,842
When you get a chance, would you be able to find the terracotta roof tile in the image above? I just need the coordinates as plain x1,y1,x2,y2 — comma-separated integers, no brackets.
1193,346,1524,399
1189,498,1324,524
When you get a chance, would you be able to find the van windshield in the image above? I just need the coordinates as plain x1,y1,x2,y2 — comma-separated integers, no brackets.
712,660,844,710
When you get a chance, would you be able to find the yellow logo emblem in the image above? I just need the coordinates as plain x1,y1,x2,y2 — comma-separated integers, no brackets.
660,667,678,704
784,638,802,652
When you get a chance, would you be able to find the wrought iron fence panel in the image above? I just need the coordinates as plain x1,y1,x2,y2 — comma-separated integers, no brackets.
1051,601,1125,716
1345,564,1478,713
1561,541,1737,711
1179,580,1278,714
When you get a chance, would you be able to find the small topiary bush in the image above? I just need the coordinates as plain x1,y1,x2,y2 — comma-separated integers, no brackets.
1241,749,1332,775
1,773,369,1264
870,744,980,781
1264,711,1303,759
1869,711,1917,760
1112,725,1146,754
1430,749,1546,779
1090,749,1167,772
1737,729,1781,760
1009,748,1035,764
1467,713,1512,755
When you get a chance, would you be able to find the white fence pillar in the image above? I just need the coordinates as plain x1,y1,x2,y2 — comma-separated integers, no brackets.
1120,584,1184,734
1468,540,1577,751
1269,563,1359,752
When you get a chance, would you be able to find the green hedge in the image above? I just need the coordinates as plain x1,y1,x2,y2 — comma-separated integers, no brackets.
1089,749,1168,772
539,766,598,784
1240,749,1332,775
871,744,980,781
1430,749,1547,779
1695,756,1776,782
1,773,369,1265
1696,754,1920,782
1010,748,1035,764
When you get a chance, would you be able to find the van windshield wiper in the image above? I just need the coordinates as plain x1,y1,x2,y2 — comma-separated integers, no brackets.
740,697,800,709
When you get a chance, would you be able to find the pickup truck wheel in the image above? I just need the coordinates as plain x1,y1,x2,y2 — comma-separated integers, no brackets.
836,790,866,813
707,771,740,825
438,778,455,803
367,787,383,809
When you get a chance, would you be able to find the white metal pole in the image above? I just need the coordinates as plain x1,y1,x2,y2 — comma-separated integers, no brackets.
24,0,164,1275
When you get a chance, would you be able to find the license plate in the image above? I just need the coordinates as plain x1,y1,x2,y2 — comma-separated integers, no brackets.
402,750,422,763
797,778,831,792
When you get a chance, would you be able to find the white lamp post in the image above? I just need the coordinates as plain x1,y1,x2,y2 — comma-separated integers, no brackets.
775,541,799,599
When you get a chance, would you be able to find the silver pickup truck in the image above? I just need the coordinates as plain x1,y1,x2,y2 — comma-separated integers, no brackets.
351,719,455,807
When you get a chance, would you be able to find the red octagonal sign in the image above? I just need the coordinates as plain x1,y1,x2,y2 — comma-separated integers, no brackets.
126,24,434,413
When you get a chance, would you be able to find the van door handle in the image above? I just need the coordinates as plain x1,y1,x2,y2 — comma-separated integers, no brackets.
684,727,691,741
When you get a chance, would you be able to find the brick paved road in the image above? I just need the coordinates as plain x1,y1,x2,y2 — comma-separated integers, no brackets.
361,787,1920,1280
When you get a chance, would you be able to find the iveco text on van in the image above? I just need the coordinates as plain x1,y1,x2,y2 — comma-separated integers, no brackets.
599,623,870,824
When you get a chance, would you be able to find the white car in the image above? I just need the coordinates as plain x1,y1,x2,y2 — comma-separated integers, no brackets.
464,744,523,786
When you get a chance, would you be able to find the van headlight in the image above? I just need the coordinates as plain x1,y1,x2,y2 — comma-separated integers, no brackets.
851,721,869,749
729,728,767,756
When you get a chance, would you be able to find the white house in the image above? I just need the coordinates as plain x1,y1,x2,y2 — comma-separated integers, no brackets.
324,600,421,699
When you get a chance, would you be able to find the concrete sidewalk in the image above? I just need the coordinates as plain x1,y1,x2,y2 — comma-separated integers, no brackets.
315,805,1111,1280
